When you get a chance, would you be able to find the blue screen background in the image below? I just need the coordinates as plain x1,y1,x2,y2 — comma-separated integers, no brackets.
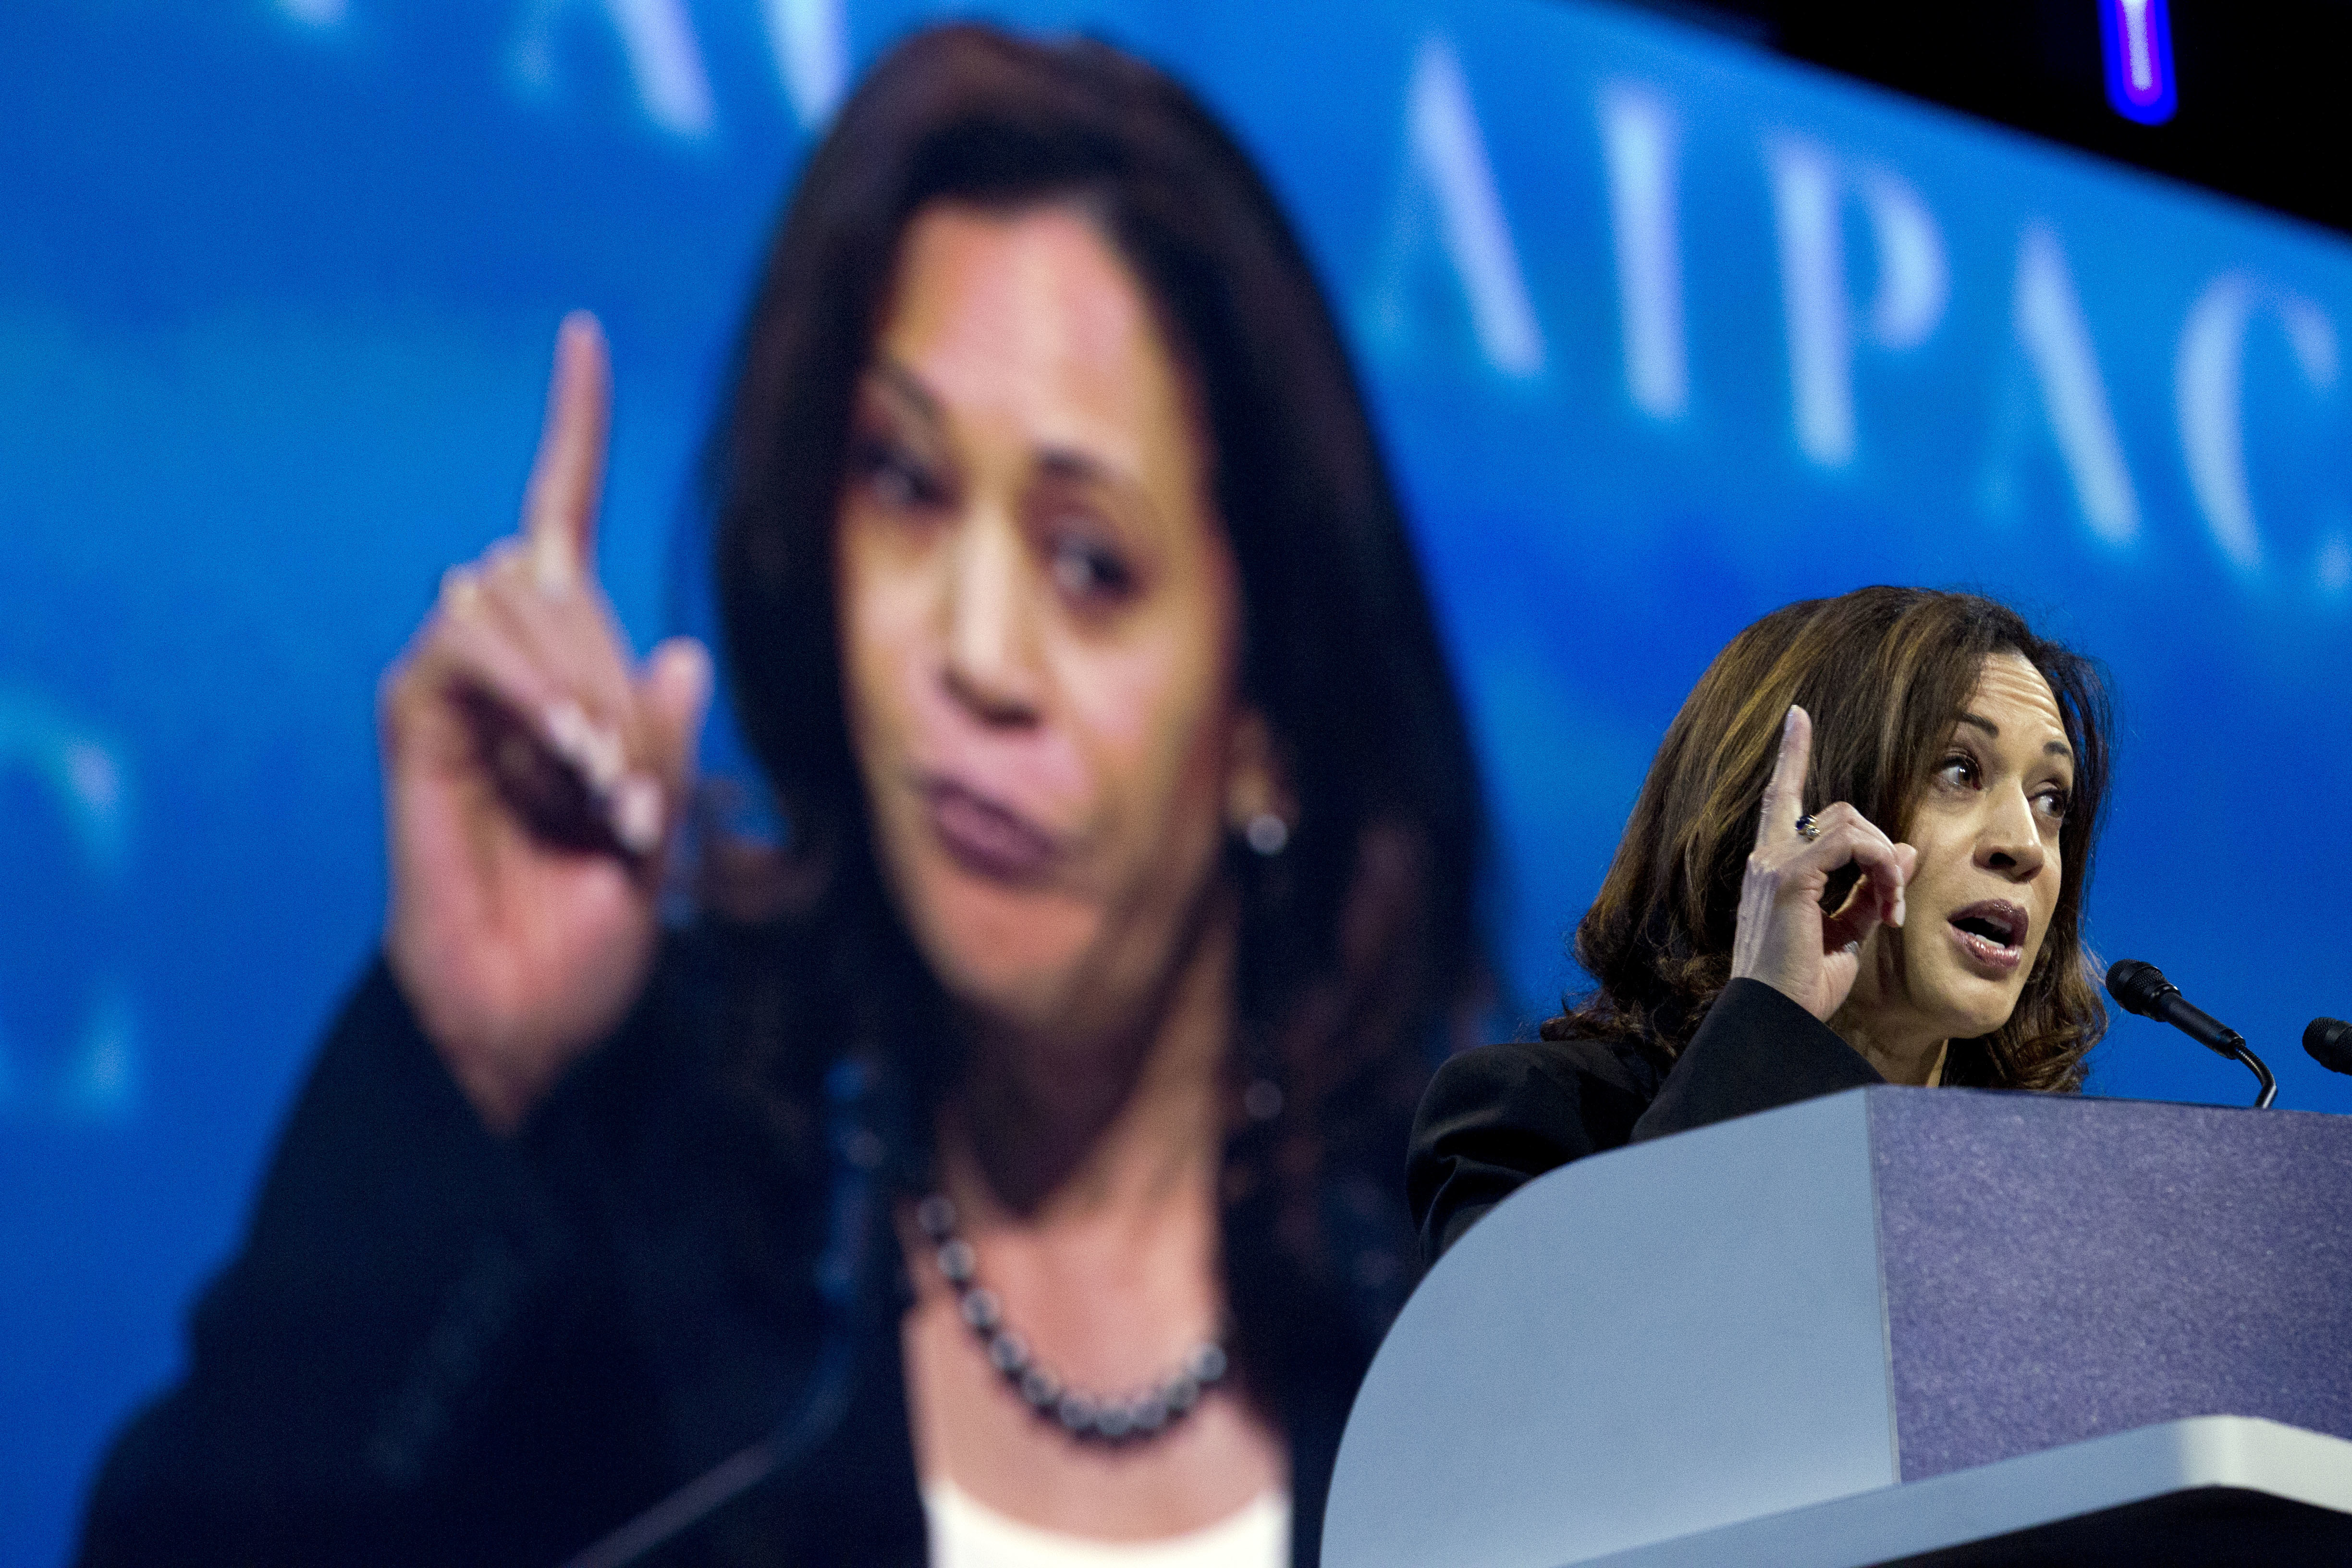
6,0,2350,1558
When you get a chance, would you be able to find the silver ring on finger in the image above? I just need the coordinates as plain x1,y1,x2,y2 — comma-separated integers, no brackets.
1795,812,1822,843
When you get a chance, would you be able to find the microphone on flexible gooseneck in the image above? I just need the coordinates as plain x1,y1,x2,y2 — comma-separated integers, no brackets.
2305,1017,2352,1078
2106,960,2277,1109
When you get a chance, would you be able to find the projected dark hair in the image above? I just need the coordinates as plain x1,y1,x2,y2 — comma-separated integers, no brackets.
1550,586,2109,1093
699,24,1489,1385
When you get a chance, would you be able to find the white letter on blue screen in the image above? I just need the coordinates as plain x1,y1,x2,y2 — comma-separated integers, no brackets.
1600,84,1684,420
2011,223,2140,546
1405,37,1545,379
1767,138,1948,469
1858,172,1947,353
763,0,848,131
512,0,716,140
1766,136,1850,466
2176,273,2339,576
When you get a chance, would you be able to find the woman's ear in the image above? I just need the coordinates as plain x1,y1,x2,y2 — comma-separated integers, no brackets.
1225,707,1296,853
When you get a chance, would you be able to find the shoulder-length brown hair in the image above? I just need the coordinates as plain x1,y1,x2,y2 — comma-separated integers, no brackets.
695,23,1489,1384
1551,587,2110,1093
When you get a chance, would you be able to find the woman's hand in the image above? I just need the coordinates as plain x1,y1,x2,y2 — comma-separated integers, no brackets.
381,314,711,1133
1729,705,1918,1023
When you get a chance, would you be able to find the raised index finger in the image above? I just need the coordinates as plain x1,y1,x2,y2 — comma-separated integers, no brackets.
524,311,612,597
1755,703,1813,849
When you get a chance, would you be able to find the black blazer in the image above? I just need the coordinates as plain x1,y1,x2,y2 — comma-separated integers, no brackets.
1407,979,1884,1264
76,936,1402,1568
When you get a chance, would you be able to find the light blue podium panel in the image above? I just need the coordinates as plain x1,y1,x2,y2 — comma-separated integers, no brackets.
1326,1086,2352,1568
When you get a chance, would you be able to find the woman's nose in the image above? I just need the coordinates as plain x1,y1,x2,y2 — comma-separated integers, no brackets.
1979,788,2047,880
942,510,1041,725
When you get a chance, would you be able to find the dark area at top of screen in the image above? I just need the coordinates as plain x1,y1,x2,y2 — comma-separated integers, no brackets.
1602,0,2351,240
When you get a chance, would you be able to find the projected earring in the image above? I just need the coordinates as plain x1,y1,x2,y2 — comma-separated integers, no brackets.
1245,812,1290,856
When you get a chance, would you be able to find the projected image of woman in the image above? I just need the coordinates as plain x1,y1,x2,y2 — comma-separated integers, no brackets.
1410,587,2109,1262
78,25,1487,1568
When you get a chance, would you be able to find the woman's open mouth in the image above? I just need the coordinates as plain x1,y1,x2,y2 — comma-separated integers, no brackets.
1945,899,2027,975
919,775,1064,885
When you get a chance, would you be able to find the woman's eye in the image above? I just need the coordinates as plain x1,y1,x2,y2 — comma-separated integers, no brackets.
1049,535,1136,603
1936,754,1978,789
2035,787,2072,822
850,439,939,510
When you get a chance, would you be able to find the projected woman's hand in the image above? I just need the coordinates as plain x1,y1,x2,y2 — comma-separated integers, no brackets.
1729,705,1917,1023
380,314,711,1133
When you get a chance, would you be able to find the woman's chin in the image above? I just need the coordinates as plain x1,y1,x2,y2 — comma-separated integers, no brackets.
908,874,1097,1008
1917,970,2025,1045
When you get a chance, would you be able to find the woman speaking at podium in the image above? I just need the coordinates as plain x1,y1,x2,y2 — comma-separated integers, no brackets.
78,25,1489,1568
1409,587,2111,1263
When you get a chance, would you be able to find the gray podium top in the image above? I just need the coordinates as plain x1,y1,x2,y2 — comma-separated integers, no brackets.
1325,1086,2352,1568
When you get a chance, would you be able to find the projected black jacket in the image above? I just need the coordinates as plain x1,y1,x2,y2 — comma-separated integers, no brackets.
74,931,1409,1568
76,952,1869,1568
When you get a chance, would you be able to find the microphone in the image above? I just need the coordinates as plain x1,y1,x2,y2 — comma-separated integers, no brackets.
2306,1017,2352,1077
2107,960,2242,1055
2106,960,2276,1109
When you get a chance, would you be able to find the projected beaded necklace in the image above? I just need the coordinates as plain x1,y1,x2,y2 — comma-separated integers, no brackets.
914,1193,1230,1446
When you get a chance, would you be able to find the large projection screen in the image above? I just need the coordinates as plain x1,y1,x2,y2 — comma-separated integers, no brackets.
6,0,2350,1558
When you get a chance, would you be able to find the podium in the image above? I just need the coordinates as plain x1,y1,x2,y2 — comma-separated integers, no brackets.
1326,1087,2352,1566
